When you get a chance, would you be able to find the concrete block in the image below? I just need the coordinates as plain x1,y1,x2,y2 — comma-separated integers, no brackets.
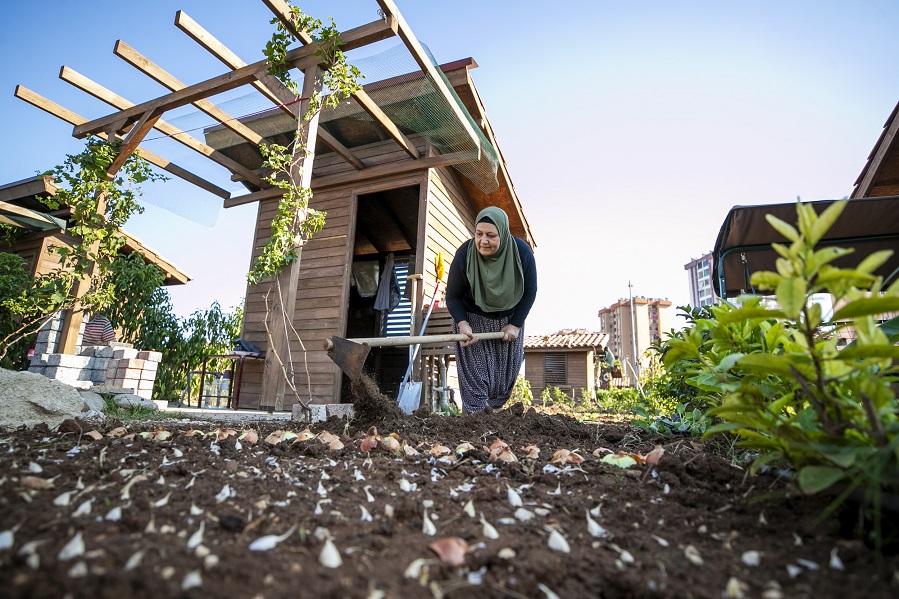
36,330,59,344
43,366,80,382
28,365,45,375
113,348,139,360
88,358,109,371
121,368,142,380
120,358,146,370
138,379,154,391
142,360,158,372
325,403,355,420
293,403,327,423
31,354,50,367
66,380,93,390
134,389,152,400
137,350,163,362
45,354,92,368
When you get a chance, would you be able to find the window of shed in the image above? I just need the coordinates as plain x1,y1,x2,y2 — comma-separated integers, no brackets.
544,353,567,384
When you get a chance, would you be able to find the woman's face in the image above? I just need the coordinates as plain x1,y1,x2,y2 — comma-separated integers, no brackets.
475,222,501,257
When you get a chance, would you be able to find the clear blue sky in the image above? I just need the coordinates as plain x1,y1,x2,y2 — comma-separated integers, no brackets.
2,0,897,335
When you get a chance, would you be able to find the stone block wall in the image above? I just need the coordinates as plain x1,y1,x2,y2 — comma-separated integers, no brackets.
27,315,162,399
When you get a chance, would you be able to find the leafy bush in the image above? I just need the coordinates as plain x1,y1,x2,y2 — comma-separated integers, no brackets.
664,200,899,548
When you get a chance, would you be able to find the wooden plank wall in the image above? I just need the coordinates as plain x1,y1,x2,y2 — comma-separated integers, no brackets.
237,137,436,408
425,165,476,291
523,349,595,400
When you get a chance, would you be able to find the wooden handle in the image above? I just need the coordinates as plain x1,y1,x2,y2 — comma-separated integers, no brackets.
324,331,505,351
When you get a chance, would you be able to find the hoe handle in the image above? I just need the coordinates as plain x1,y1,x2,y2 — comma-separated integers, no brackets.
324,331,505,351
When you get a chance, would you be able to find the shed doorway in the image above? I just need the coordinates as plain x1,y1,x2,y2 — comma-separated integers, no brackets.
342,184,422,401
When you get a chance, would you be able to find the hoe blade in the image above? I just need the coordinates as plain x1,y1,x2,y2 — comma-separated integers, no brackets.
326,336,372,380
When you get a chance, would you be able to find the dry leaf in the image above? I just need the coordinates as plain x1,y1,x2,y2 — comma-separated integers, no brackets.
430,443,451,457
455,442,476,455
84,430,103,441
592,447,613,456
264,430,285,445
317,431,340,445
239,430,258,444
551,449,584,465
381,437,400,451
521,445,541,459
494,448,518,463
428,537,469,567
645,445,665,466
20,476,54,490
215,428,237,441
329,438,344,451
107,427,127,438
360,428,380,452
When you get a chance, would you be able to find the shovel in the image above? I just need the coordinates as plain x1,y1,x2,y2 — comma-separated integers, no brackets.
324,332,505,381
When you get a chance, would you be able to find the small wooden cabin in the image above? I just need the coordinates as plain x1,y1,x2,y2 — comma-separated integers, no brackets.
206,58,534,408
523,330,609,400
0,175,189,286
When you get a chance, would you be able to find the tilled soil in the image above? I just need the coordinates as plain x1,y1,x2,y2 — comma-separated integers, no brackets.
1,387,897,598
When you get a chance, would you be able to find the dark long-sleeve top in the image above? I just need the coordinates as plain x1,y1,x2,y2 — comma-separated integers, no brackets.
445,237,537,328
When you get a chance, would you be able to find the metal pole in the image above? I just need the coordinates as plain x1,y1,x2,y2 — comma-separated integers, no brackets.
629,281,639,384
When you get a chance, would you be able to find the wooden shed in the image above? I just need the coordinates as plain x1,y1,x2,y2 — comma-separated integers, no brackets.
208,57,534,409
523,330,609,400
0,175,190,286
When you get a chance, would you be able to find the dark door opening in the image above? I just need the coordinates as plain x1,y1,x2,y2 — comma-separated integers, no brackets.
342,185,420,401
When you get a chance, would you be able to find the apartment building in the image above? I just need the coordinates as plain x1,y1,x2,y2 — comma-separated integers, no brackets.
597,296,674,386
684,252,717,307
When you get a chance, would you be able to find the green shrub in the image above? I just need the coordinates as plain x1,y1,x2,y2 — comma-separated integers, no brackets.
668,200,899,549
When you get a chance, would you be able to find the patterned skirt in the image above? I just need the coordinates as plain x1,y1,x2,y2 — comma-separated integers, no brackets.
453,312,525,414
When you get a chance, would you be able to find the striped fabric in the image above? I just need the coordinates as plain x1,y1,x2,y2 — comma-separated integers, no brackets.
83,314,116,345
453,312,524,414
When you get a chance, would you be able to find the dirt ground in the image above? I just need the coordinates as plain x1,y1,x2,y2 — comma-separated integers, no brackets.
1,382,898,599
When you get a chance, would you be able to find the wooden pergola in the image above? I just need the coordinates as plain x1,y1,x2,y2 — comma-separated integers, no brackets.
15,0,484,409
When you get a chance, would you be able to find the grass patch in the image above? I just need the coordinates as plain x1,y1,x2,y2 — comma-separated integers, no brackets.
101,395,189,422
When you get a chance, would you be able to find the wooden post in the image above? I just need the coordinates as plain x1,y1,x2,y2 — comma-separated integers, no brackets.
260,65,322,411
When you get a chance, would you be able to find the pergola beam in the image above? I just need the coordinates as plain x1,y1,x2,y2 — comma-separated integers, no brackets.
14,85,231,200
264,1,420,159
375,0,480,152
222,150,477,208
72,17,397,139
59,66,269,189
173,10,366,170
114,40,266,147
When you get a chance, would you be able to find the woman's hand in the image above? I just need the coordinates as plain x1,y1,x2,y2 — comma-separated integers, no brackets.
458,321,476,347
501,324,520,342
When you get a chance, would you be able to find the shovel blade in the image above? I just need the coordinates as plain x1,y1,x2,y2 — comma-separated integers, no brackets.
326,336,372,380
397,381,422,414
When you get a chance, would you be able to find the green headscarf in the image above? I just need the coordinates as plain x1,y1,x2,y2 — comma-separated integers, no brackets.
466,206,524,312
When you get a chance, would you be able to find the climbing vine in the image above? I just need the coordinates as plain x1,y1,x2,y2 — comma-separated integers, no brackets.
0,137,165,364
249,5,362,284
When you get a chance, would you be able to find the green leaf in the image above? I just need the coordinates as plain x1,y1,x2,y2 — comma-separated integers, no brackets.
856,249,894,275
835,345,899,360
776,277,807,318
737,353,795,378
875,314,899,345
797,465,846,494
750,271,781,291
600,454,637,469
832,296,899,321
717,306,784,324
765,214,799,242
807,200,846,245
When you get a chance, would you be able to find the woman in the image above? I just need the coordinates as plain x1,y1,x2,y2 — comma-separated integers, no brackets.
445,206,537,414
